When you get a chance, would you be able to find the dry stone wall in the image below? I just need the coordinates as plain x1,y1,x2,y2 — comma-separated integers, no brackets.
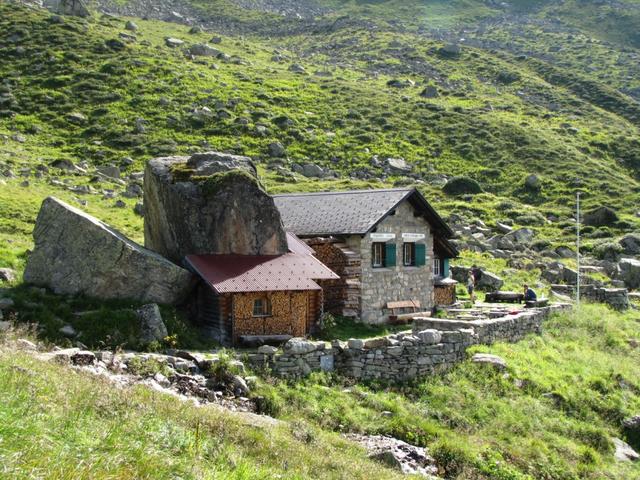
551,284,629,310
247,304,571,381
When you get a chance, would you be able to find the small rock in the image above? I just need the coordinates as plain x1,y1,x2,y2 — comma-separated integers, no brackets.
417,329,442,345
419,85,439,98
613,437,639,462
283,337,317,355
154,372,171,387
136,304,168,345
165,37,184,48
347,338,365,350
288,64,306,74
0,297,15,310
524,174,541,191
16,339,37,351
133,202,145,216
230,374,250,396
471,353,507,370
71,350,96,366
125,20,138,31
257,345,278,354
66,112,87,125
59,325,77,337
268,141,286,158
0,268,16,283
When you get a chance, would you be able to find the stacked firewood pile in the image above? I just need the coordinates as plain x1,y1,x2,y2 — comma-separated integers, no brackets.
308,238,361,318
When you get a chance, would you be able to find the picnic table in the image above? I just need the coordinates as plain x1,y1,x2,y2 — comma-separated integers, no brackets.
484,291,524,303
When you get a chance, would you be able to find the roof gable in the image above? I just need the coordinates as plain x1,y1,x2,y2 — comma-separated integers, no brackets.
274,188,454,239
186,232,339,294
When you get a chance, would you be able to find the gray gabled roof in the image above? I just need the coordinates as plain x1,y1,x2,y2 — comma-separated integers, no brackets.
273,189,457,257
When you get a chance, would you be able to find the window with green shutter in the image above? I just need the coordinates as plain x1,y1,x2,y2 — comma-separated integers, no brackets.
415,243,426,267
385,243,396,267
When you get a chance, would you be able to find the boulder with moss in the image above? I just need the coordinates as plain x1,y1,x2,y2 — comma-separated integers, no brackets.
144,152,288,262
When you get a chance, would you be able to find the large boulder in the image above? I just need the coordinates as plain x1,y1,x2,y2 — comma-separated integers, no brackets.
23,197,193,304
144,152,288,263
620,234,640,255
619,258,640,289
583,206,619,227
442,176,483,195
187,44,222,57
45,0,90,17
504,228,535,245
477,270,504,291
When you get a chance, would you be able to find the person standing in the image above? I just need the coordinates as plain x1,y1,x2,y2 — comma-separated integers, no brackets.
467,270,476,304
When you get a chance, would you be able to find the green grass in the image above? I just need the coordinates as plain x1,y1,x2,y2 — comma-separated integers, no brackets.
0,330,408,479
254,304,640,479
314,314,409,341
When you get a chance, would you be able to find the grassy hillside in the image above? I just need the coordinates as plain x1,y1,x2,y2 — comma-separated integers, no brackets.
1,305,639,479
0,330,406,479
2,2,640,269
254,304,640,479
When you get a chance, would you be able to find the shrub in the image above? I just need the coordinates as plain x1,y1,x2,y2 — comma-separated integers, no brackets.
442,177,483,195
593,241,622,261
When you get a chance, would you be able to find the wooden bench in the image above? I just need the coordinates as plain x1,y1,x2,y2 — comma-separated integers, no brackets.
524,299,549,308
386,300,421,324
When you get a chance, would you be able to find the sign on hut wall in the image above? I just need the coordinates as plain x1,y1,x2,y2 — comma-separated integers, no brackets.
402,233,426,242
369,233,396,241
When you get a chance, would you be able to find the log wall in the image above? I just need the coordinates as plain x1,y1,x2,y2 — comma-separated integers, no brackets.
306,238,361,318
434,284,456,306
232,290,311,342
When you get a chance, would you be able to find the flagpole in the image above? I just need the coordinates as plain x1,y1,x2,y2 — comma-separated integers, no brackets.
576,192,581,310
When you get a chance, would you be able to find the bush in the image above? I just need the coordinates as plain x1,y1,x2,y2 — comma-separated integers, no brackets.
442,177,483,195
593,241,622,261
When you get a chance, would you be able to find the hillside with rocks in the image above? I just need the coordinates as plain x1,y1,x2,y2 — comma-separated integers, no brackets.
1,0,640,478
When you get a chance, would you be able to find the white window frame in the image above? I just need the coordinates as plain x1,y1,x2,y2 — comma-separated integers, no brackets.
403,242,415,267
372,242,385,268
433,256,441,277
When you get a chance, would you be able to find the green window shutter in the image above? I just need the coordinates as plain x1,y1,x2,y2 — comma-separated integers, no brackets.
443,258,450,277
415,243,426,267
385,243,396,267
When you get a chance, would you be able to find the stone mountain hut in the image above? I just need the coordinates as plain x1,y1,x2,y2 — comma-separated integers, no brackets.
274,188,459,324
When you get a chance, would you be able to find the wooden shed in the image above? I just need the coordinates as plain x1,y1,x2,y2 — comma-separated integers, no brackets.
186,234,338,346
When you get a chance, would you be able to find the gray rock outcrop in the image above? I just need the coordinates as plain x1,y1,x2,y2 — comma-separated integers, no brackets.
144,152,288,263
345,434,438,477
620,234,640,255
584,206,619,227
136,304,168,345
24,197,193,304
472,353,507,370
45,0,90,17
619,258,640,289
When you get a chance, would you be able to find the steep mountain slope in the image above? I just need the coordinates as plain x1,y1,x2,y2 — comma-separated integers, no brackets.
2,1,640,266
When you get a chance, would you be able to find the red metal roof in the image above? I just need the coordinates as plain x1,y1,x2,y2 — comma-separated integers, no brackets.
186,253,338,293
